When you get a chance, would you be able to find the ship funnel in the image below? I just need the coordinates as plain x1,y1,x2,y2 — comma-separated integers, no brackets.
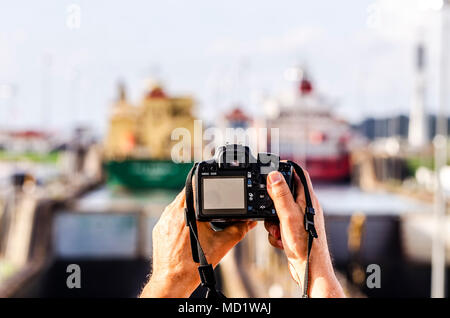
299,68,313,95
300,77,313,95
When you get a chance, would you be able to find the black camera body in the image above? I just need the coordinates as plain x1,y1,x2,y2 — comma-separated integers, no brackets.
194,144,295,222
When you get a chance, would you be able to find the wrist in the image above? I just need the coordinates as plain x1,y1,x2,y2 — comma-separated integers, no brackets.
291,241,343,297
141,265,199,298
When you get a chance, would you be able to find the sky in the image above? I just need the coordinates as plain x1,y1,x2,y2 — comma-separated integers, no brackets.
0,0,448,136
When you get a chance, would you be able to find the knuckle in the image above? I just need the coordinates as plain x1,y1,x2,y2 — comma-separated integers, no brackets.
273,186,292,200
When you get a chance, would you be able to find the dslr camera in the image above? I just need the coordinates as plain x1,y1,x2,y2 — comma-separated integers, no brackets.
194,144,295,222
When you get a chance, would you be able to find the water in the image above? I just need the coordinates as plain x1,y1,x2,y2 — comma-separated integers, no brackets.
315,185,431,216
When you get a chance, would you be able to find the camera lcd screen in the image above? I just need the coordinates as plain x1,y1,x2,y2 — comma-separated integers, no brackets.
202,177,245,213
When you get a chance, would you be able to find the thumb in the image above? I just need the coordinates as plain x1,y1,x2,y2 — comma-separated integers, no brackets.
267,171,297,220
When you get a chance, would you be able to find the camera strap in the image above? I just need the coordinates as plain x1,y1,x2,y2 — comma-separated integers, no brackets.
287,160,318,298
184,163,225,299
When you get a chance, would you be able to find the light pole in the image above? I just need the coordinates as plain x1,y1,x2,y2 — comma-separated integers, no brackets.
432,0,449,299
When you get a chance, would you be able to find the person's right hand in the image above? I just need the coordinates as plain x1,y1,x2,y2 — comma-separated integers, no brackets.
264,170,345,298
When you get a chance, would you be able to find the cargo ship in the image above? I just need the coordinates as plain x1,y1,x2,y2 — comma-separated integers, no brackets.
103,83,196,190
264,68,351,182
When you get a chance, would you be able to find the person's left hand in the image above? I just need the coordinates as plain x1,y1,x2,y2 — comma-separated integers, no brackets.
140,189,256,298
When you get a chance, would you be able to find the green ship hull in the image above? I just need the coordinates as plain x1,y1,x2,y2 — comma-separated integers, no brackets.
104,159,193,190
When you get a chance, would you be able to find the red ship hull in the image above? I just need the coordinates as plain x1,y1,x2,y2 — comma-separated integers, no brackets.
288,154,351,182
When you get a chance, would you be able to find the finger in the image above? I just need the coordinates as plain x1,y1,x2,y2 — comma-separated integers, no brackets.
295,168,320,211
303,168,314,192
264,221,281,239
216,221,251,241
248,221,258,230
266,171,298,222
268,233,284,249
303,170,320,209
291,170,307,208
264,220,278,232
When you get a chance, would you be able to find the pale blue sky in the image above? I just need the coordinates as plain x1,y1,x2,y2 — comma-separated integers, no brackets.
0,0,445,135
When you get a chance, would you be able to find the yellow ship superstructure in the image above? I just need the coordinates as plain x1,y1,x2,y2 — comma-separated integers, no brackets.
137,86,195,159
103,82,197,190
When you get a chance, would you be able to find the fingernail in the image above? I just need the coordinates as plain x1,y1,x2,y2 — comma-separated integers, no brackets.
269,225,277,236
268,171,282,185
274,228,280,238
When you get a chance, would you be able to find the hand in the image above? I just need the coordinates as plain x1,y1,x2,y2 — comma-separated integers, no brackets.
265,169,345,298
140,189,256,298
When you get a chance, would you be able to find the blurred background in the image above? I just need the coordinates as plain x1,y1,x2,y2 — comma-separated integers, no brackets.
0,0,449,298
